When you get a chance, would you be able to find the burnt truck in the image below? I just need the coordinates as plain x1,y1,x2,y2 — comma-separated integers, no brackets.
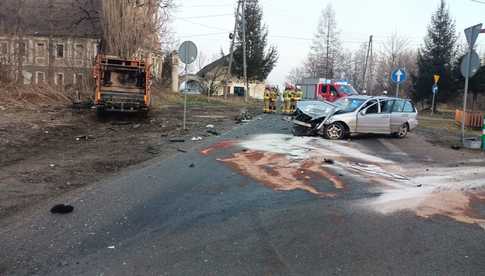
93,55,152,116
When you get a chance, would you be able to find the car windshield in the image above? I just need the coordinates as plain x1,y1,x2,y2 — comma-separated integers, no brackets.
334,97,366,113
337,84,358,95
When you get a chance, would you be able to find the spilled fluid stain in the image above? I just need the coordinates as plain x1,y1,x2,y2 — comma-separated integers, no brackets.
204,134,485,229
200,140,238,156
416,191,485,225
219,150,344,197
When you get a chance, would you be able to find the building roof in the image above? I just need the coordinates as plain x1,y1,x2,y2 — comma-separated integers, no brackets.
197,55,229,78
0,0,102,38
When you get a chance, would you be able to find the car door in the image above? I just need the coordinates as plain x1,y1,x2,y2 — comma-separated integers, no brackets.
377,99,393,134
390,100,407,132
356,99,389,134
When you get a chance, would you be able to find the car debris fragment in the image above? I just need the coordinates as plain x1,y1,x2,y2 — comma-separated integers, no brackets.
50,204,74,214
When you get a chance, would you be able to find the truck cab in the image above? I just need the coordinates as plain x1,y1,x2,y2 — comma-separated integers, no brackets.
316,81,358,102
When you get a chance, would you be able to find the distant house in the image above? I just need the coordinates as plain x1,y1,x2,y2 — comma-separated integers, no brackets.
0,0,163,88
196,55,266,99
0,0,102,86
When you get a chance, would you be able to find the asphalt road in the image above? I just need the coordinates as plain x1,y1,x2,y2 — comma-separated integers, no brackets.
1,115,485,276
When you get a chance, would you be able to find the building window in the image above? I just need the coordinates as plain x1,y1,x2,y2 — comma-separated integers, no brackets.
74,44,84,59
0,42,8,55
55,73,64,86
36,42,46,56
56,44,64,58
17,41,27,56
73,73,83,85
35,72,45,84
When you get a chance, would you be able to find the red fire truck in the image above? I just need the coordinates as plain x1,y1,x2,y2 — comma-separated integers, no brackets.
316,80,359,102
300,79,359,102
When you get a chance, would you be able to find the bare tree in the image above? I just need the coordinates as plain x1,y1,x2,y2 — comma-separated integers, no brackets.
305,4,341,79
101,0,174,57
286,66,306,84
373,33,417,96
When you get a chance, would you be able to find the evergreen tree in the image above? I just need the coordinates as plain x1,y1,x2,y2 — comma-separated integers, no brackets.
305,4,341,79
232,0,278,81
412,0,457,109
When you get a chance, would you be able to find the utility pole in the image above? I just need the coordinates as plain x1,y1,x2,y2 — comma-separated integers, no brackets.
242,0,248,102
226,0,242,99
368,38,374,95
362,35,373,93
325,21,330,79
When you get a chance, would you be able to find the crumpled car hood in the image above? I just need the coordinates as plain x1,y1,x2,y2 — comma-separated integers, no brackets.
295,101,337,120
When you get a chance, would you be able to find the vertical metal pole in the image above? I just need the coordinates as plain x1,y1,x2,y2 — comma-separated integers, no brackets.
362,35,372,92
242,0,248,102
431,91,436,116
183,64,187,130
462,49,472,144
226,0,241,100
395,83,400,98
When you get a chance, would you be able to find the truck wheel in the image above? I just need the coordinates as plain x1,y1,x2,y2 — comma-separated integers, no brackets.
96,108,106,119
324,122,347,140
137,110,149,119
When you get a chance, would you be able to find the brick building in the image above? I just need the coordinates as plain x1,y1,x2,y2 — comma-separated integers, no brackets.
0,0,102,87
0,0,163,89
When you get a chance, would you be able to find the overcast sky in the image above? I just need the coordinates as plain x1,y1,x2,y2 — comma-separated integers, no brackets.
173,0,485,85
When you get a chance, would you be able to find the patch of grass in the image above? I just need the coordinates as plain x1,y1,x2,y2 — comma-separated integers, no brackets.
417,115,482,147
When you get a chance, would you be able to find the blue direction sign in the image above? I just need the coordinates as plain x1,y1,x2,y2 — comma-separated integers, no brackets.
432,84,438,94
391,68,407,84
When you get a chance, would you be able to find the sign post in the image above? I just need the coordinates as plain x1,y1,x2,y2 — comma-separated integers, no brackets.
391,68,407,98
178,41,198,130
431,74,440,116
461,24,482,144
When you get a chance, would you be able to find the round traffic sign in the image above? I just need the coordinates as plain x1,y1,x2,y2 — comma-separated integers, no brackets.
179,41,198,65
391,68,407,84
460,50,480,78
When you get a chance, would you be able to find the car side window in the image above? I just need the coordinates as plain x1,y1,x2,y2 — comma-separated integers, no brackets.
403,101,415,113
392,100,405,113
363,100,378,114
380,100,394,113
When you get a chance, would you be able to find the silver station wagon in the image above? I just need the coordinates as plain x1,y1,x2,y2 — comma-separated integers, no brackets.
292,96,418,140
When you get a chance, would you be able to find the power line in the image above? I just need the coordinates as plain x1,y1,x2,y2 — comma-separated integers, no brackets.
177,18,231,32
175,13,232,19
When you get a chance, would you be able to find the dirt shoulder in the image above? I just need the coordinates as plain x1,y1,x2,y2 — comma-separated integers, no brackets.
0,93,261,220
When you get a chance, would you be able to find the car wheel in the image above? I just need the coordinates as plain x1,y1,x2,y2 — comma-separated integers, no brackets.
395,123,409,138
325,122,346,140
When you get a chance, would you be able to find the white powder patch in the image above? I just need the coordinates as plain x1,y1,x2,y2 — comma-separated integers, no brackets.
240,134,392,164
238,133,485,227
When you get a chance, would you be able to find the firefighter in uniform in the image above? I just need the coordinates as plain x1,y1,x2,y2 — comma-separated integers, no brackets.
263,86,271,113
289,85,297,113
293,86,303,112
269,86,279,113
283,85,291,114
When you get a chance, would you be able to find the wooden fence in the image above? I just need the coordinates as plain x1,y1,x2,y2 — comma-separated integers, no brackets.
455,110,484,129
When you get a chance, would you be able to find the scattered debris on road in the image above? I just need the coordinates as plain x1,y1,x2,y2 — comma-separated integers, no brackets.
50,204,74,214
169,138,186,143
206,129,220,136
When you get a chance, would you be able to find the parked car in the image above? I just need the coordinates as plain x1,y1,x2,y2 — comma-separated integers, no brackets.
292,96,418,140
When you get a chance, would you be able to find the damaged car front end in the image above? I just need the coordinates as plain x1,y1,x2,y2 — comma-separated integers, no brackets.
292,101,338,136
